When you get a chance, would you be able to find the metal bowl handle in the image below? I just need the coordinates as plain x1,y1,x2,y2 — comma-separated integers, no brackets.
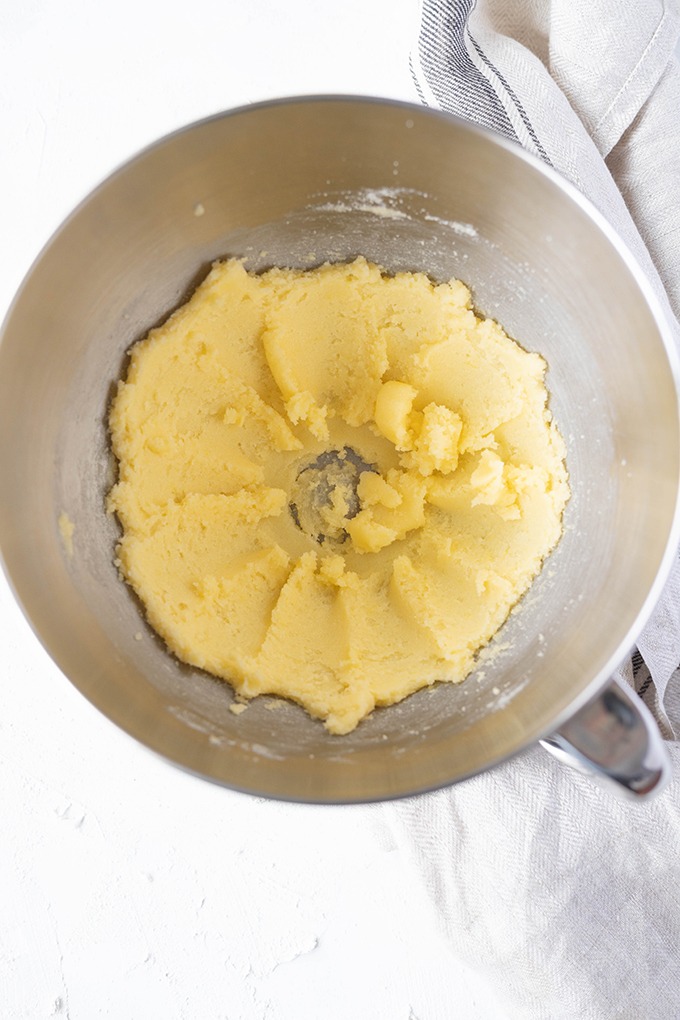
539,676,672,799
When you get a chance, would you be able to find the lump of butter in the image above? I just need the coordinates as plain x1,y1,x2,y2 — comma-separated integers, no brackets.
373,380,463,476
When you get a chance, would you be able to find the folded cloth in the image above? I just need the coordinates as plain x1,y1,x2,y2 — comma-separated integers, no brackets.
377,3,680,1016
383,741,680,1019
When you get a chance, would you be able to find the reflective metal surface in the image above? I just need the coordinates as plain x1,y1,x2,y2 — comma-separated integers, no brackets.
541,678,671,798
1,97,679,802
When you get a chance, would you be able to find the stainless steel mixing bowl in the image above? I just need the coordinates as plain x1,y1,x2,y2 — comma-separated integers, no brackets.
1,97,679,802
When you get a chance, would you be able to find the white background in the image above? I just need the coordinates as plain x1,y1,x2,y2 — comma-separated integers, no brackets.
2,3,678,1019
0,2,511,1018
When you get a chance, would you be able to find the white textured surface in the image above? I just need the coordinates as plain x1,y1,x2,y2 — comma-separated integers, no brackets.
3,5,680,1017
0,2,508,1018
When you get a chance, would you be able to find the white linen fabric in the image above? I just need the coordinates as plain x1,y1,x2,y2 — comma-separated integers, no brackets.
378,3,680,1016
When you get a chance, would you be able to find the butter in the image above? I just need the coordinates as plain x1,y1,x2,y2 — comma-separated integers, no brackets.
58,512,75,558
108,257,569,734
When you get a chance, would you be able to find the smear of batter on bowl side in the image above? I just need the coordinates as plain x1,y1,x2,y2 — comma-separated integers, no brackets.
107,257,569,734
58,511,75,558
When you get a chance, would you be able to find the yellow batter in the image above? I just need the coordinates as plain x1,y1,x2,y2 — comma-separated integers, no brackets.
108,257,569,734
